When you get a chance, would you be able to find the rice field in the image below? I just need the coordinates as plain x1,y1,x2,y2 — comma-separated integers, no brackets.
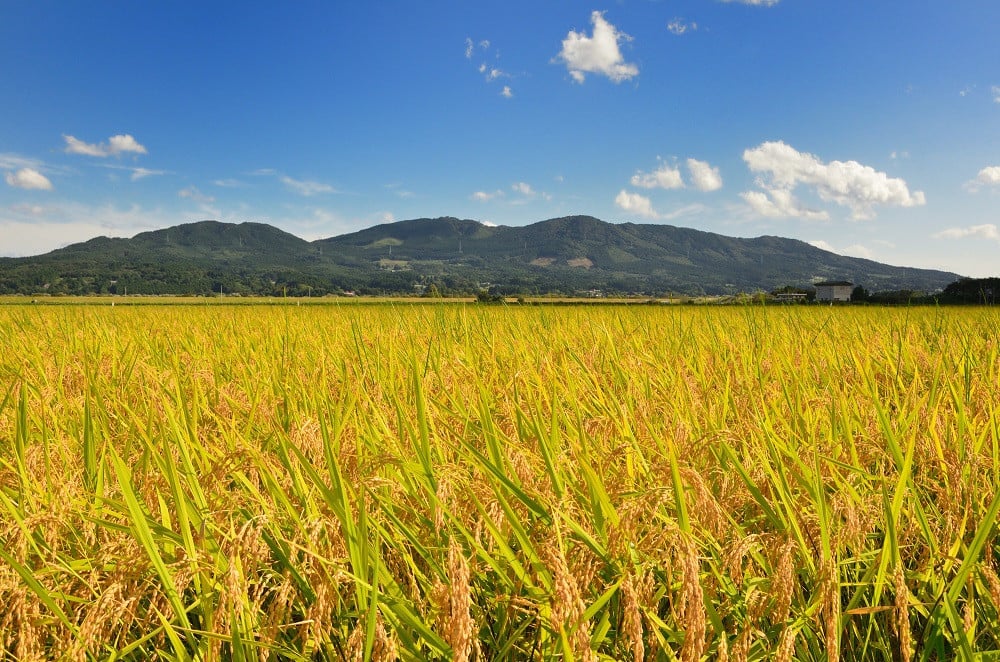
1,302,999,660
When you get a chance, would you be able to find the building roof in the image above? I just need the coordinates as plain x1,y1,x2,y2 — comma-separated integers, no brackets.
814,280,853,287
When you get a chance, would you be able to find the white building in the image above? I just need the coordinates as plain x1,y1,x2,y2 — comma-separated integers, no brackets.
814,281,853,302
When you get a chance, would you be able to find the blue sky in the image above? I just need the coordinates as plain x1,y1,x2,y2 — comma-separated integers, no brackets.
1,1,998,277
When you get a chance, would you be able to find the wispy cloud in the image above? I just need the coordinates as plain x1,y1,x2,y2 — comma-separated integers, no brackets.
213,178,246,188
5,168,54,190
993,85,1000,104
512,182,535,197
384,183,414,198
932,224,1000,241
0,201,170,257
280,175,335,196
555,11,638,84
0,153,47,172
471,189,504,202
129,167,166,181
667,18,697,35
742,140,925,220
63,133,148,157
807,239,875,259
721,0,780,6
178,186,215,204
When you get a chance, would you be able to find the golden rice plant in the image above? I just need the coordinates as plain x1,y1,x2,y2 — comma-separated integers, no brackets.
0,301,999,660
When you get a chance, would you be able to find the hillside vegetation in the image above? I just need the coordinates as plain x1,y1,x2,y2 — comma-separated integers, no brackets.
0,216,960,296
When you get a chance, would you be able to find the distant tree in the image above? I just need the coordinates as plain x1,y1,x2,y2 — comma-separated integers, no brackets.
851,285,869,302
940,277,1000,304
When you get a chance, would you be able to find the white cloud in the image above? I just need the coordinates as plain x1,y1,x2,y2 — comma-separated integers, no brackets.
741,189,829,220
667,18,697,35
631,162,684,190
807,239,875,259
742,140,925,220
63,135,107,157
108,134,147,155
993,86,1000,104
967,166,1000,192
0,202,171,257
556,11,638,84
5,168,54,191
721,0,780,5
686,158,723,192
63,133,147,157
0,153,46,172
512,182,535,196
841,244,875,259
129,167,166,181
807,239,835,252
615,190,659,219
465,38,474,59
933,224,1000,241
213,178,245,188
280,175,335,196
501,85,513,98
471,190,503,202
178,186,215,203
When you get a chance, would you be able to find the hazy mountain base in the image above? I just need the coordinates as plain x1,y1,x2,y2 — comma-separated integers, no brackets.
0,216,961,297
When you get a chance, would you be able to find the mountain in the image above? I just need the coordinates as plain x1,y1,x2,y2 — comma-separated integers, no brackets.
0,216,962,296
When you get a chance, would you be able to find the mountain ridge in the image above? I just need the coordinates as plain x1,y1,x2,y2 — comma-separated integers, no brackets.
0,216,962,296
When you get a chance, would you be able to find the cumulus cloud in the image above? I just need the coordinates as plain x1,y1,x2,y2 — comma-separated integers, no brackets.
556,11,638,84
667,18,697,35
5,168,54,191
933,224,1000,241
967,166,1000,192
686,158,723,192
741,140,925,220
741,189,829,220
501,85,513,99
63,133,147,157
615,190,659,219
631,162,684,190
280,175,335,196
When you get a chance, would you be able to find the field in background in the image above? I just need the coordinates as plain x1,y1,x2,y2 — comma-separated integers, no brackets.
1,303,999,660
